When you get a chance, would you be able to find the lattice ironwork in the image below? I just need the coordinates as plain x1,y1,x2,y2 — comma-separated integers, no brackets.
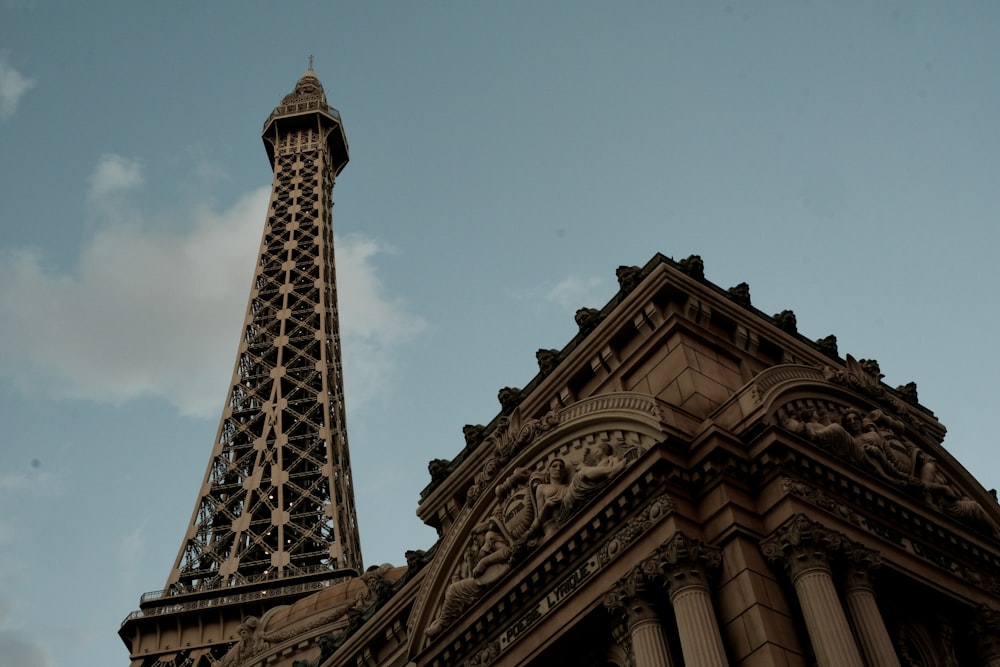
165,69,361,594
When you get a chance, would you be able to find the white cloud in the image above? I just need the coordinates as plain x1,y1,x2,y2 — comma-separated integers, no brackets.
336,234,427,408
545,274,607,310
0,183,425,419
87,154,144,200
0,469,59,545
0,56,35,120
0,595,52,667
117,521,148,586
0,631,52,667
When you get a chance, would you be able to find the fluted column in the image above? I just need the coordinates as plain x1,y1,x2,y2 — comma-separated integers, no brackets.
842,547,900,667
604,568,675,667
974,606,1000,667
761,515,864,667
643,533,727,667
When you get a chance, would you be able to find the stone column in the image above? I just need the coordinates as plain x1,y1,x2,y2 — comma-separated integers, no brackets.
842,546,900,667
604,568,676,667
974,606,1000,667
643,533,728,667
761,514,864,667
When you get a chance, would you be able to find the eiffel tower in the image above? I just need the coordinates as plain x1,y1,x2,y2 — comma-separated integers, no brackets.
120,66,362,667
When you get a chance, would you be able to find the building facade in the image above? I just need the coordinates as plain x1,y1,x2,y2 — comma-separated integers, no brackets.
121,72,1000,667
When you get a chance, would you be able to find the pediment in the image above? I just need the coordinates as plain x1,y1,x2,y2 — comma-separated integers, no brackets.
713,359,1000,540
408,392,675,660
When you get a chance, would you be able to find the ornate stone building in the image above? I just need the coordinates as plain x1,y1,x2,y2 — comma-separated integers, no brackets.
121,71,1000,666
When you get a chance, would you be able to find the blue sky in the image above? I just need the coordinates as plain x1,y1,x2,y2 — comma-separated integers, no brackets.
1,2,999,665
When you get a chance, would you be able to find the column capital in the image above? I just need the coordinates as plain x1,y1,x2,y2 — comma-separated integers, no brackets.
641,532,721,598
604,567,660,628
843,543,881,593
761,514,848,581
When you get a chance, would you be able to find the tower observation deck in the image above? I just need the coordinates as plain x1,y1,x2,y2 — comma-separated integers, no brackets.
120,68,362,666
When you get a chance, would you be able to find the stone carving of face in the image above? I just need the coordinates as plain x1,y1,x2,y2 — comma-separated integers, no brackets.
843,411,862,434
548,458,567,483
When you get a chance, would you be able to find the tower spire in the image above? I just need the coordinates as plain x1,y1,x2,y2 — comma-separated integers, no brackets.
166,68,359,592
121,70,361,666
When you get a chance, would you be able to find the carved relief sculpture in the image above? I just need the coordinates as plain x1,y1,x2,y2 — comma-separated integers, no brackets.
531,444,628,540
426,444,630,637
783,405,999,537
218,616,267,667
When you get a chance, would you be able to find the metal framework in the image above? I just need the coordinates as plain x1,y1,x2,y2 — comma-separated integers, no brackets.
166,69,362,595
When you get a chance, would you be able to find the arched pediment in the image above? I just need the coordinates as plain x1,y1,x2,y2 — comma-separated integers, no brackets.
409,392,674,655
713,359,1000,540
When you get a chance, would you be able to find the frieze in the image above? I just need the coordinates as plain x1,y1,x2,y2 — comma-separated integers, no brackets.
782,478,1000,597
596,495,675,568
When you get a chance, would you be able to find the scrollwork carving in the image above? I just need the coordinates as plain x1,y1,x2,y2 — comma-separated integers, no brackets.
821,354,911,414
597,495,675,567
465,640,501,667
466,412,560,503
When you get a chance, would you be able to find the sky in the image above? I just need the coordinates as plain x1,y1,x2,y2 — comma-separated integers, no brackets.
1,2,998,665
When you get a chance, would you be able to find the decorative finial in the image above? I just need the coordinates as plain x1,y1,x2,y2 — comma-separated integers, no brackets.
308,54,314,71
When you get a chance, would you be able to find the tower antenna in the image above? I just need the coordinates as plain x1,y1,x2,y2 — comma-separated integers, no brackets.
308,54,314,70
